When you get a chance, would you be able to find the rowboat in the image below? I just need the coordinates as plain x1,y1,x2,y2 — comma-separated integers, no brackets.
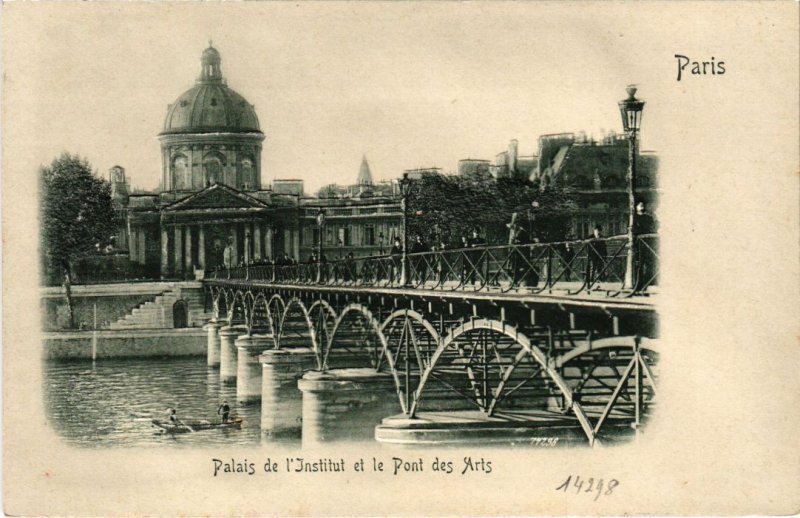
151,417,243,433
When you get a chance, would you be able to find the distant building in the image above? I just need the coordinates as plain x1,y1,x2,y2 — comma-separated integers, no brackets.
457,159,491,177
533,131,659,238
404,167,443,180
272,179,305,197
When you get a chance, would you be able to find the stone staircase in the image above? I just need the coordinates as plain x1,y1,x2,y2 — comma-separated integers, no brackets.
107,288,178,330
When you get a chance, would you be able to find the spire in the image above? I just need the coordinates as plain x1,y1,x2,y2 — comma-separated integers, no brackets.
199,43,222,82
357,154,373,186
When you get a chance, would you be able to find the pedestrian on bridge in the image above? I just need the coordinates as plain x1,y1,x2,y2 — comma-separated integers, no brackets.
411,235,430,284
390,237,402,284
589,225,607,287
632,201,658,291
467,229,486,286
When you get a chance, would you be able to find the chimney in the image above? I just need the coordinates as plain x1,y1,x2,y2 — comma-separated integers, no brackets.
508,139,518,174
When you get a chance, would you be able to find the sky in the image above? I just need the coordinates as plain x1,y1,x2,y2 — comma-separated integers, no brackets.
3,2,678,194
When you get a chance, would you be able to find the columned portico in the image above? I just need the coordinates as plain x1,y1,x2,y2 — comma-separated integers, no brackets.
174,226,183,275
198,225,206,270
253,224,262,261
184,225,193,272
160,228,169,277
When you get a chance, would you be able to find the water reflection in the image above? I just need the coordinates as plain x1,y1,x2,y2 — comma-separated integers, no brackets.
43,357,292,448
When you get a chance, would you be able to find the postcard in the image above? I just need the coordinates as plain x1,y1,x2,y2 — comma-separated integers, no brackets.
3,2,798,516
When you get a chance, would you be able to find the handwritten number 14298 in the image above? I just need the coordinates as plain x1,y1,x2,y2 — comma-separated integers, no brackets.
556,476,619,500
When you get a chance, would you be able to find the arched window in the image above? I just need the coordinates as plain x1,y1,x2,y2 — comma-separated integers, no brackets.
172,154,189,190
240,157,254,190
172,300,188,328
203,151,226,186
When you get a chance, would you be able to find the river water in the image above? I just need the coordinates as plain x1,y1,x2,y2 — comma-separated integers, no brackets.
43,356,285,448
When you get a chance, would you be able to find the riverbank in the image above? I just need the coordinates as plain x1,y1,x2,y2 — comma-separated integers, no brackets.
43,328,207,360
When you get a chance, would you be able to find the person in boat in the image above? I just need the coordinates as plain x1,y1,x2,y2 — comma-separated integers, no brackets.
217,400,230,423
168,408,182,426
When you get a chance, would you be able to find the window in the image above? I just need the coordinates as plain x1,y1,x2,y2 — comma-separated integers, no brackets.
364,226,375,246
338,227,352,246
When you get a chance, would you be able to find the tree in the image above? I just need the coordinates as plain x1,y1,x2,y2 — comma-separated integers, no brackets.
406,173,576,247
40,153,117,328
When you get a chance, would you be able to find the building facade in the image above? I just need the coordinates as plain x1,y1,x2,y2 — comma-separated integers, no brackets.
106,45,657,282
117,45,301,279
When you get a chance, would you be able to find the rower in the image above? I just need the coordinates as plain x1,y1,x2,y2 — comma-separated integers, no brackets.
217,400,230,423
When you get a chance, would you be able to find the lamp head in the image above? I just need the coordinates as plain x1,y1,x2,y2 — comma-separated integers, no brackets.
618,84,645,133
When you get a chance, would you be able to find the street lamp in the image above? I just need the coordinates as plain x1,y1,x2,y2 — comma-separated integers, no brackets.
619,85,645,290
529,200,540,242
399,172,412,286
316,208,325,282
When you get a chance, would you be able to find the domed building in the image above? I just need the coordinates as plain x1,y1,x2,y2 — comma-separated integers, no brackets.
159,44,264,192
121,44,300,279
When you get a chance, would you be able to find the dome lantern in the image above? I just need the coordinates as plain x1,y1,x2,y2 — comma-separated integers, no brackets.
199,41,223,82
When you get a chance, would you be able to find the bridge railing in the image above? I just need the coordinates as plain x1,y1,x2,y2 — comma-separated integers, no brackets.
210,234,658,296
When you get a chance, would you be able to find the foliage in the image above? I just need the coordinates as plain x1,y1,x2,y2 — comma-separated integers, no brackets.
406,173,577,247
40,153,117,327
317,184,343,199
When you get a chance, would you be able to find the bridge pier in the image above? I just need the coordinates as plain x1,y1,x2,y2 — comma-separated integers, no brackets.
204,321,223,368
219,326,246,385
235,334,272,404
298,369,400,444
374,411,589,446
259,348,317,437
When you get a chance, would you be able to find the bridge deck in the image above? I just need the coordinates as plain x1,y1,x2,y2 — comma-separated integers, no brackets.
206,279,657,313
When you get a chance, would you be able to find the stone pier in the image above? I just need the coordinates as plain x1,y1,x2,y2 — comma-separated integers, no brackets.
297,368,400,444
235,334,273,404
259,348,317,437
219,325,246,385
204,321,223,367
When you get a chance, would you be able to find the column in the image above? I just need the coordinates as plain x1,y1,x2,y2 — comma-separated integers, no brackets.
160,228,169,277
284,229,292,257
244,224,252,264
264,225,273,260
198,225,206,270
184,225,193,273
292,228,300,262
230,225,239,266
253,224,262,261
204,321,222,367
219,325,246,385
260,348,317,437
235,334,273,404
174,226,183,275
130,226,138,262
138,229,146,265
298,369,399,444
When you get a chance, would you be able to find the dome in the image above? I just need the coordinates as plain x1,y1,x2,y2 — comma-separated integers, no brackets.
160,45,262,135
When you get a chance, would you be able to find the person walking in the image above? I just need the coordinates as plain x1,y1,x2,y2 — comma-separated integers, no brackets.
410,235,430,284
467,229,486,285
632,201,658,291
588,225,607,287
389,237,402,284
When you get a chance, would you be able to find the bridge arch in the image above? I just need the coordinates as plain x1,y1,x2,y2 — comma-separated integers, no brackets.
280,297,321,368
227,290,248,327
411,318,596,444
250,293,279,349
324,303,406,412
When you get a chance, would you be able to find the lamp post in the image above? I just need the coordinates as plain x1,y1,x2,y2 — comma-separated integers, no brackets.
399,172,412,287
316,208,325,283
619,85,645,290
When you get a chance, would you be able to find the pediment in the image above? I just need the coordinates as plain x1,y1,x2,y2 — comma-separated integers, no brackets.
164,184,268,211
